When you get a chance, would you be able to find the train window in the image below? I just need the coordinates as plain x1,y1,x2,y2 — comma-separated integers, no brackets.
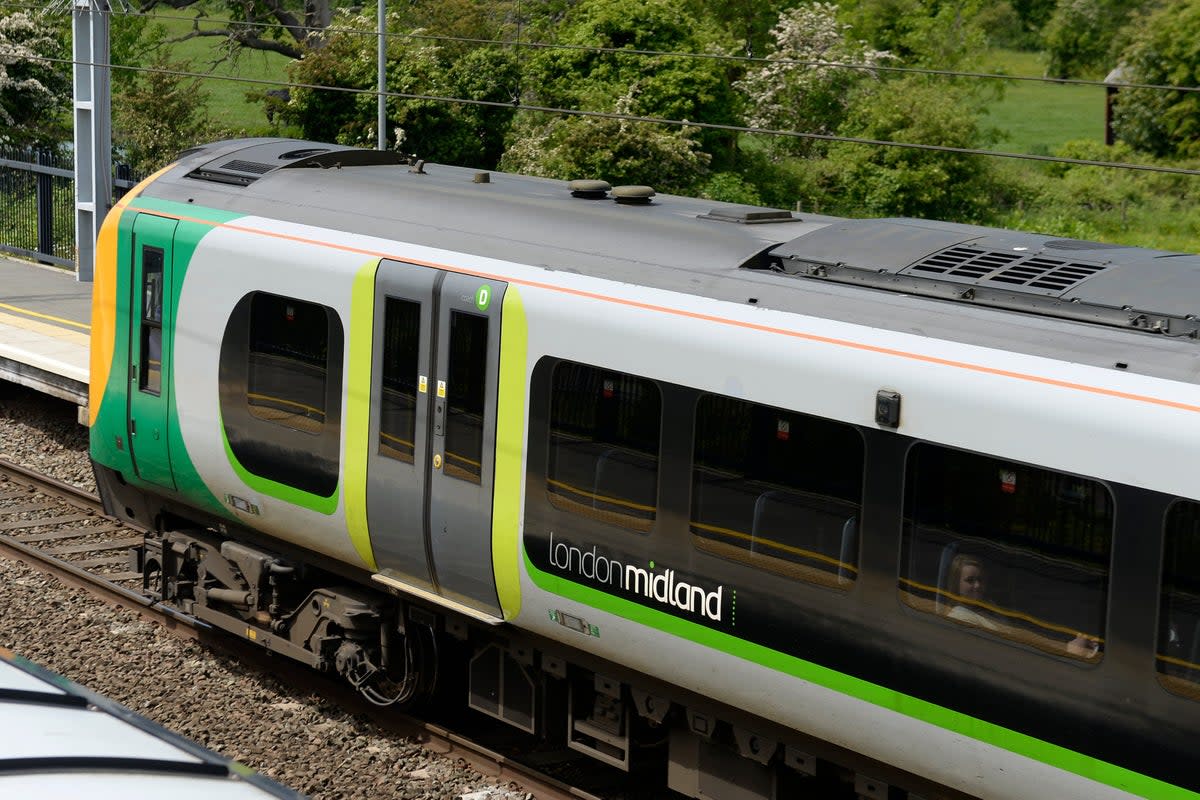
138,246,164,395
898,443,1111,661
443,310,487,484
246,293,331,433
219,292,343,499
690,395,863,588
378,297,420,463
1157,500,1200,700
546,362,660,532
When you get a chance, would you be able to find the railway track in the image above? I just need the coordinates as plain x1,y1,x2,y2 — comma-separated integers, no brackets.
0,456,604,800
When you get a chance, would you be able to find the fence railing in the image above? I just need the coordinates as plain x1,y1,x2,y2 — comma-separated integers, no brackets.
0,147,140,270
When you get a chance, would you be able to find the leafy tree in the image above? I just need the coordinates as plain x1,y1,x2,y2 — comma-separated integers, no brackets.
388,45,520,167
811,77,1003,220
518,0,738,156
283,12,519,167
736,3,893,156
1011,0,1057,29
0,12,70,147
687,0,804,58
114,51,224,173
501,0,740,186
1041,0,1137,79
838,0,988,69
500,92,710,193
1110,0,1200,159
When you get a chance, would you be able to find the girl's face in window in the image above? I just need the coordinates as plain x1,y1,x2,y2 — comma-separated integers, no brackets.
959,564,985,601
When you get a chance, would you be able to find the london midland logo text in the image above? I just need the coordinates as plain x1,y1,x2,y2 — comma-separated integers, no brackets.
548,532,725,622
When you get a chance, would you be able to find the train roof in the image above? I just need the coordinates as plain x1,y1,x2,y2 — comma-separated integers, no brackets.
0,648,305,799
141,139,1200,385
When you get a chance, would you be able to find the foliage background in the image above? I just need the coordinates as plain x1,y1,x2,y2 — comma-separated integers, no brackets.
7,0,1200,251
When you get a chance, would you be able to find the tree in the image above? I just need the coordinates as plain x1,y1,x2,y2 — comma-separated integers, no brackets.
1110,0,1200,159
0,12,70,147
508,0,737,182
1041,0,1138,79
114,51,223,173
736,3,893,156
500,92,710,193
809,77,1003,221
283,12,519,167
143,0,340,59
520,0,738,145
838,0,988,69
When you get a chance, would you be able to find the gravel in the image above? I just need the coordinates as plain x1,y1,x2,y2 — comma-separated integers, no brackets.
0,382,528,800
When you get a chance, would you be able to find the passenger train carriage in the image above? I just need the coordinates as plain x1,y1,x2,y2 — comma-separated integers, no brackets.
89,138,1200,799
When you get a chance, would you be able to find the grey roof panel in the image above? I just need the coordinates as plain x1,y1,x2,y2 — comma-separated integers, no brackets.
767,217,1200,336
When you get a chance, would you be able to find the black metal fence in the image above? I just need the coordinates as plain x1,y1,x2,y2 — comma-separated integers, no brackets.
0,147,140,270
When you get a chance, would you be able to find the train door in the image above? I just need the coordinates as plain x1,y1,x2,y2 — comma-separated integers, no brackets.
366,261,506,618
126,213,178,490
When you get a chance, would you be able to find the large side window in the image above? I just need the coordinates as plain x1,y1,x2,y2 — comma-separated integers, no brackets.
443,310,488,484
379,297,421,463
139,246,164,395
1157,500,1200,700
899,443,1111,661
219,291,343,499
247,293,330,433
691,395,863,588
546,362,661,532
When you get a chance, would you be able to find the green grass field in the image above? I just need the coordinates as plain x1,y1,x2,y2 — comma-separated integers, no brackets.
154,10,291,133
980,49,1105,154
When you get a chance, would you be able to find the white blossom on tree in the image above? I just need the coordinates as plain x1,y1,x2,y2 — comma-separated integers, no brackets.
735,3,892,153
0,12,69,146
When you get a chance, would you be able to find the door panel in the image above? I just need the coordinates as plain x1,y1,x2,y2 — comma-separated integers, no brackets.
429,273,506,614
128,214,178,490
366,262,438,589
367,263,505,615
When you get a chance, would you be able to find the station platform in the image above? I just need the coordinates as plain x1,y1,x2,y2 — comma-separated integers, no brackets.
0,256,89,408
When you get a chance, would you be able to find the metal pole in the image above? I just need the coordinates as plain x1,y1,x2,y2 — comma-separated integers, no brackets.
377,0,386,150
72,0,112,283
36,149,54,261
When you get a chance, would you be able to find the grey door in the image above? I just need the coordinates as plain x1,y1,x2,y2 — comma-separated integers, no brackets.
366,262,506,616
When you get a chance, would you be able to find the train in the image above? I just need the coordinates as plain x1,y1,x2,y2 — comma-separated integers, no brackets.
87,138,1200,799
0,646,305,798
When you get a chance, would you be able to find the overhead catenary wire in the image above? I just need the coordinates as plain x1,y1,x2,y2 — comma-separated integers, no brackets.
26,52,1200,178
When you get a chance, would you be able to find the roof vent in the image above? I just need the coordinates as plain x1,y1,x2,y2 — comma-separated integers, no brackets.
906,245,1106,296
612,185,655,205
699,208,796,224
568,179,611,199
221,159,275,175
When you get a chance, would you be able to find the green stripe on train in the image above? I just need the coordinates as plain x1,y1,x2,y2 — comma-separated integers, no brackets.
92,197,240,518
522,556,1198,800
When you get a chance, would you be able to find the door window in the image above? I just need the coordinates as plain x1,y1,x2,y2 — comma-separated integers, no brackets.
379,297,421,463
443,310,488,484
139,246,165,395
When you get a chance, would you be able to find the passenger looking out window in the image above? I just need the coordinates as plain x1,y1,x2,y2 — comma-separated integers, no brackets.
943,554,1100,658
898,443,1111,662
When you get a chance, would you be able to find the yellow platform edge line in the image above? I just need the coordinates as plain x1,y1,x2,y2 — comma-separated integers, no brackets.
0,302,90,334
